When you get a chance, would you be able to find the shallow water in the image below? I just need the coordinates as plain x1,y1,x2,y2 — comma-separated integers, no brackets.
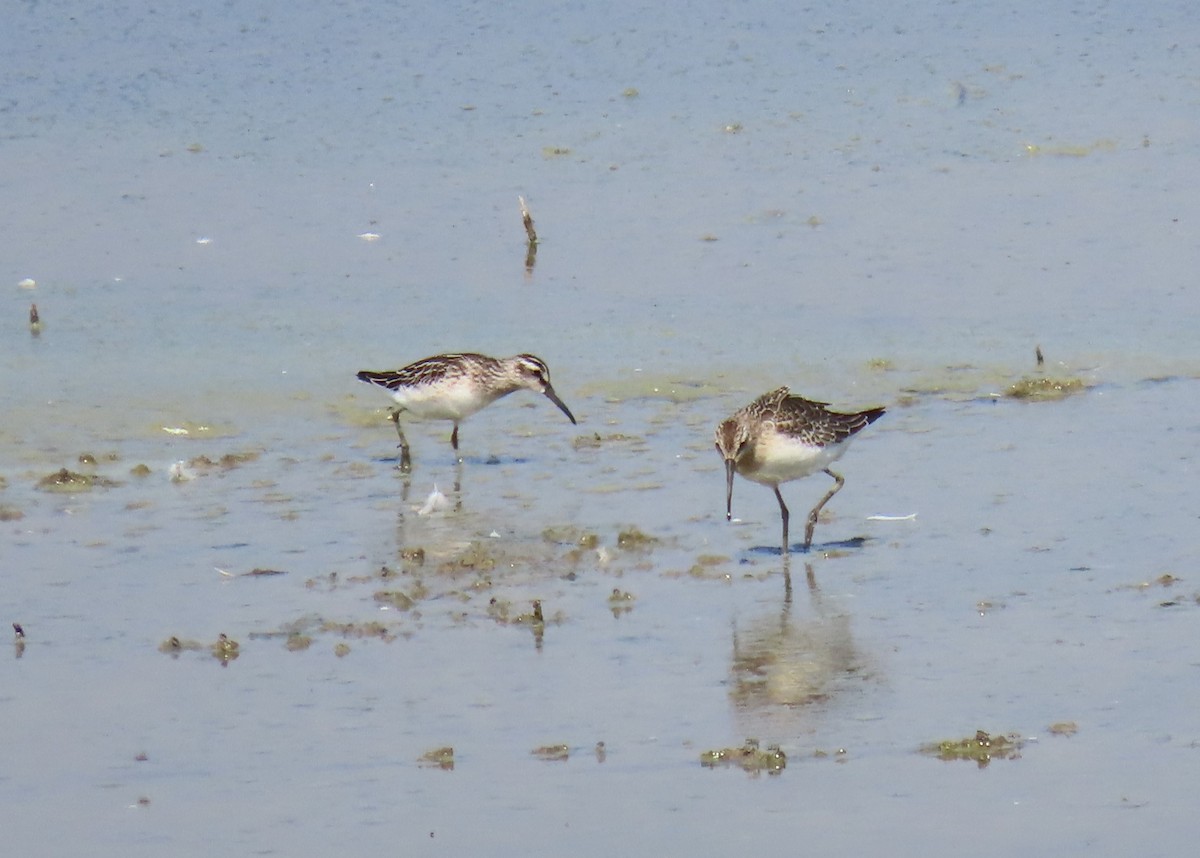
4,1,1200,855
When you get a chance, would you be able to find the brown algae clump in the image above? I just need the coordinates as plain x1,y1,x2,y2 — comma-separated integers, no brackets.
1005,375,1087,401
700,739,787,776
921,730,1024,766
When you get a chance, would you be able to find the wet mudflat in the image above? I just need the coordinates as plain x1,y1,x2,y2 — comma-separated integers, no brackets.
4,1,1200,855
4,364,1199,856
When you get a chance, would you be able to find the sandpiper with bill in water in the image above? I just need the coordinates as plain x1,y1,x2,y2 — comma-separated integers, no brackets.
715,387,884,553
357,353,576,470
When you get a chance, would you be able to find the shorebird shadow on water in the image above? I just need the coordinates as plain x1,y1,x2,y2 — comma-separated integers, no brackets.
745,535,869,557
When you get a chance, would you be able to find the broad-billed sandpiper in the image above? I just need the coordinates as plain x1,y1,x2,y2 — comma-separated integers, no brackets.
715,387,884,552
357,353,576,469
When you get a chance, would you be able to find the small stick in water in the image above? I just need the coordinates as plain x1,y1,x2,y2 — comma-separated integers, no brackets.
519,196,538,245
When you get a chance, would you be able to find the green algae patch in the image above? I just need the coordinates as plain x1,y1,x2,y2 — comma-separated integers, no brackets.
441,542,498,573
578,375,722,404
36,468,120,492
1114,572,1181,592
531,744,570,762
1022,139,1117,157
419,746,455,770
159,633,240,664
320,620,396,642
700,739,787,776
487,598,554,627
400,547,426,565
616,526,658,550
374,590,417,610
285,633,313,652
1005,375,1087,401
607,588,636,616
921,730,1024,766
158,636,207,655
211,633,241,663
571,432,638,451
683,553,733,581
541,524,600,548
186,450,262,471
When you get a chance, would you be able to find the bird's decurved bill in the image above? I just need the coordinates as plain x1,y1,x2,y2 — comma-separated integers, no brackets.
724,458,736,521
543,385,577,425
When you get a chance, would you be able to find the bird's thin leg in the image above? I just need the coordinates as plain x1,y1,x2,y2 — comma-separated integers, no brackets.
773,486,790,554
390,410,412,472
450,424,460,451
804,468,845,549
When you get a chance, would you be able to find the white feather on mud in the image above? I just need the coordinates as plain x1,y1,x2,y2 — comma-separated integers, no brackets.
416,484,450,516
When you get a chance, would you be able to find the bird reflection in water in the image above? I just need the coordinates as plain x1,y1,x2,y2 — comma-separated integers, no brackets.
728,561,873,738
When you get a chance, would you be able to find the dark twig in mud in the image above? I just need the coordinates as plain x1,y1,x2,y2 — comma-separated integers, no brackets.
520,196,539,273
519,195,538,244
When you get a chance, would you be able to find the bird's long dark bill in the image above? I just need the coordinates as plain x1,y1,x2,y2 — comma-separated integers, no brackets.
543,385,577,425
724,459,736,521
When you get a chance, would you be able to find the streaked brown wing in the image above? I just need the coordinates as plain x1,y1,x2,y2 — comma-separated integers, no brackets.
359,353,489,391
772,393,883,447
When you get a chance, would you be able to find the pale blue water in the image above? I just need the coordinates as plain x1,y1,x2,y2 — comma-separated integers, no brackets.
3,1,1200,855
